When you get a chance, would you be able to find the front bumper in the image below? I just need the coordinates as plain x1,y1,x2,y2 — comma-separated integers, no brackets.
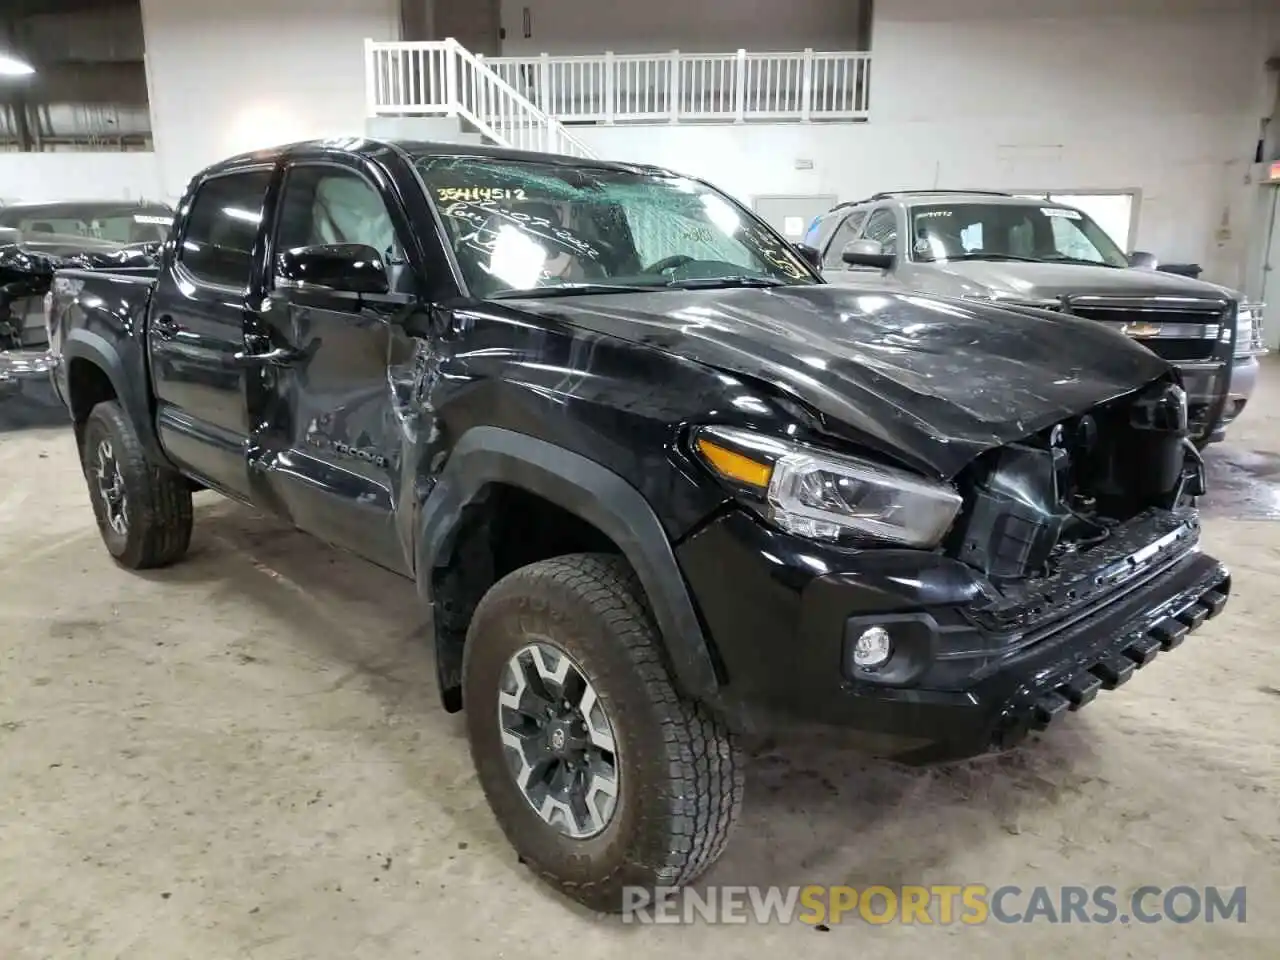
678,508,1229,763
0,348,58,397
1203,356,1258,442
1176,360,1230,443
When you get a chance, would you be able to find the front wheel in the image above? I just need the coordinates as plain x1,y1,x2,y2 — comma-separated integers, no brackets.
81,400,193,569
463,553,744,912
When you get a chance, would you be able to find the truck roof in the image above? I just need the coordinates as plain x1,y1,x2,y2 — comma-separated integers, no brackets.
833,192,1073,211
209,137,680,180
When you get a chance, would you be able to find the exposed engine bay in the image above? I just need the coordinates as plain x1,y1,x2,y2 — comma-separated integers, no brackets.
950,377,1203,583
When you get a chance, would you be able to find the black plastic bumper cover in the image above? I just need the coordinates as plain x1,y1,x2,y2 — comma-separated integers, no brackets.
677,508,1230,763
994,561,1228,752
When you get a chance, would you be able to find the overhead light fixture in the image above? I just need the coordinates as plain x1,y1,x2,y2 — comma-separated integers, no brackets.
0,54,35,77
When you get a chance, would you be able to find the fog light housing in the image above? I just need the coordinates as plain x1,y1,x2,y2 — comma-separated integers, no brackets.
851,625,893,669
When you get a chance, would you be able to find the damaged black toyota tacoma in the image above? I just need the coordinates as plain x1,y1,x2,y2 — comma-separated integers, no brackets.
46,139,1230,911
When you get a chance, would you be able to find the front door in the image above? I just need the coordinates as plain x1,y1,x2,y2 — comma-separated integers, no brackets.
149,166,273,500
245,160,421,576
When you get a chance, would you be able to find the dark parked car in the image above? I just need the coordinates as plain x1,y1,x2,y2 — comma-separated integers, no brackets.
0,199,170,395
801,191,1265,445
47,141,1229,910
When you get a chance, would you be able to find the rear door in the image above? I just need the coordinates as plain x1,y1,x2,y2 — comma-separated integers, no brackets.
244,158,421,576
148,166,273,500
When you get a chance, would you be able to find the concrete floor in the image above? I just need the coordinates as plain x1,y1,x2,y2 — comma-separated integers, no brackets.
2,369,1278,959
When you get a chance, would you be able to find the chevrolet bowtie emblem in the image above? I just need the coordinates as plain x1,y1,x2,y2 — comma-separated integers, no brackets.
1121,321,1163,338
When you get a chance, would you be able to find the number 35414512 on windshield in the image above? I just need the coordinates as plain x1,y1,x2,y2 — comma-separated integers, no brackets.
436,187,527,203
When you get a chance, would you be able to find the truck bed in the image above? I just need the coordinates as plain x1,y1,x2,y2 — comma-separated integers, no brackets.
2,260,159,394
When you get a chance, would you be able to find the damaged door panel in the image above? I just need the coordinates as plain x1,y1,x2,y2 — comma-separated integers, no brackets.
244,158,429,576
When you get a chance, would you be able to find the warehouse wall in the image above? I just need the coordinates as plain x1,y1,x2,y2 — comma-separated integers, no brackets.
495,0,869,55
575,0,1275,287
2,0,1271,288
0,151,162,202
139,0,400,199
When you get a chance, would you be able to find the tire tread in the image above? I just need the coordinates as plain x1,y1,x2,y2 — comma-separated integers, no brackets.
83,401,192,569
473,552,743,907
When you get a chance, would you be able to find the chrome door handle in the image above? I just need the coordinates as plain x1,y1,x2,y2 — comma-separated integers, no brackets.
233,346,303,367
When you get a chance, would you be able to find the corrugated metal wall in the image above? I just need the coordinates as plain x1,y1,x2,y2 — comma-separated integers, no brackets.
1,1,150,151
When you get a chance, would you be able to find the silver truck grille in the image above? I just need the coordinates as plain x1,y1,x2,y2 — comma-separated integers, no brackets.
1065,297,1229,363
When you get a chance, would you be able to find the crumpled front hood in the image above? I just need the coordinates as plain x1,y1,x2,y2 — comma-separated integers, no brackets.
934,260,1241,302
507,285,1173,479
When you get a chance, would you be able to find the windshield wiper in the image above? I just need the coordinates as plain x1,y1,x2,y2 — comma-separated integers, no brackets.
663,275,790,290
1038,255,1121,268
926,253,1044,263
489,282,661,300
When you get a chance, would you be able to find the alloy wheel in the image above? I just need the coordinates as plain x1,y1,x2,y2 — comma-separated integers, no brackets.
497,641,620,839
93,438,128,537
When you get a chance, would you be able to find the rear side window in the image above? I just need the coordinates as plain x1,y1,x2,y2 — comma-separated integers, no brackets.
179,170,273,287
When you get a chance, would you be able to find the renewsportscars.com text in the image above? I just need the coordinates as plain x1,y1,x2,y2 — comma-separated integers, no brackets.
621,884,1247,926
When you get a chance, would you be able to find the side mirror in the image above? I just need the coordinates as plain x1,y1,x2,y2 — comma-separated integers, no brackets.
1128,250,1159,270
277,242,389,295
792,242,822,270
842,238,895,270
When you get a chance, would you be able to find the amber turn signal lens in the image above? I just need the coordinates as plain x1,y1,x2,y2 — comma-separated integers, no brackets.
695,437,773,489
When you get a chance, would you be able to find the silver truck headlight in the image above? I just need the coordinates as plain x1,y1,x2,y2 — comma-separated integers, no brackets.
1235,303,1266,358
692,425,963,548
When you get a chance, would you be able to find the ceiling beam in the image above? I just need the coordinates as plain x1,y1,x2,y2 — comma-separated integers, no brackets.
9,0,137,16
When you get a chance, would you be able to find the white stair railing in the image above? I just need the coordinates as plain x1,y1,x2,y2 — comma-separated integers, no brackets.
365,38,597,158
445,48,870,124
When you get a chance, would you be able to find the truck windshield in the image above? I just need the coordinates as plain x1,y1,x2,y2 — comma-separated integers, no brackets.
411,154,815,298
909,202,1128,268
0,203,172,246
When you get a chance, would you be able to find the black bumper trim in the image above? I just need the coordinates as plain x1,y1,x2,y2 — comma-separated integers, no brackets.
1200,590,1228,617
1091,655,1136,689
1151,617,1188,649
994,574,1229,752
1060,672,1103,709
1123,635,1162,665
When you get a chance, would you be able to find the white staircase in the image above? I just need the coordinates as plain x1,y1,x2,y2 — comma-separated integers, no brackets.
364,38,597,158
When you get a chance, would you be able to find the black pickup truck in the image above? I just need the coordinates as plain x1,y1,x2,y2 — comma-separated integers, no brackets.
47,139,1230,910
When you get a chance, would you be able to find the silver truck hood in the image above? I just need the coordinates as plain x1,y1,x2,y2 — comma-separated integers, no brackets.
933,260,1242,303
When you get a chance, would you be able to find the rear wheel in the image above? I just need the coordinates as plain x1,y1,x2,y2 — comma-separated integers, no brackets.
463,553,744,912
81,400,193,569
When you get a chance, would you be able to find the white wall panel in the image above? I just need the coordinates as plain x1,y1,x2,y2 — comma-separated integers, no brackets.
140,0,400,199
0,152,163,203
496,0,866,55
572,0,1277,287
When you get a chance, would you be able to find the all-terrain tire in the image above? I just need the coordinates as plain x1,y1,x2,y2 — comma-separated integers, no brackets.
463,552,744,912
81,400,193,569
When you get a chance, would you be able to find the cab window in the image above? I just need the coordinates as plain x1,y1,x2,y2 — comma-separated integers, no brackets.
821,210,868,268
179,170,272,288
274,165,403,264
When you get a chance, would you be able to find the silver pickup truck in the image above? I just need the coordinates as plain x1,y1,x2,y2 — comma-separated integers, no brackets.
800,191,1265,445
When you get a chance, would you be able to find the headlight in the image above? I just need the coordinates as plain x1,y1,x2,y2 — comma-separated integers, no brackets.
1235,303,1266,358
692,425,963,548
